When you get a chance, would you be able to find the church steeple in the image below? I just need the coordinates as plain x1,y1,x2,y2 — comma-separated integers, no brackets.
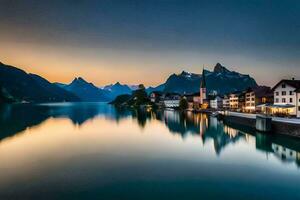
200,68,206,88
199,67,207,105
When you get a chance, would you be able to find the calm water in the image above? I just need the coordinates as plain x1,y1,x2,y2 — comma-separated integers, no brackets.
0,103,300,200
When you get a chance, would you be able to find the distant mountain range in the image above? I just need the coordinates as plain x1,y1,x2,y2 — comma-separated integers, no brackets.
55,77,111,102
55,79,134,102
148,63,257,95
0,61,258,103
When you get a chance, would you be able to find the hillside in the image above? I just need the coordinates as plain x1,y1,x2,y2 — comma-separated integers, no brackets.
0,62,80,102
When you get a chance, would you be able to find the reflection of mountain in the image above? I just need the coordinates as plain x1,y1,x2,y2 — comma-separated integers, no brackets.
0,103,131,141
154,110,245,154
1,103,300,166
0,104,50,140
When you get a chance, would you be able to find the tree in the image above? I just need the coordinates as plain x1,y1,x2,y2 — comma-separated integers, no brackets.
179,97,188,110
132,86,149,106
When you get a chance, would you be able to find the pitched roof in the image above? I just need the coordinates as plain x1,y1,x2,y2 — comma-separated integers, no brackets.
247,86,273,98
272,79,300,91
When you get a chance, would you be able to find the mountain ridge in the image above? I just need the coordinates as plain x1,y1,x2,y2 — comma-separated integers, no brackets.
149,63,258,95
0,62,80,102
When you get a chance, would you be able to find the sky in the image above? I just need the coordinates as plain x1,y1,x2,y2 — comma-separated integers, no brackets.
0,0,300,87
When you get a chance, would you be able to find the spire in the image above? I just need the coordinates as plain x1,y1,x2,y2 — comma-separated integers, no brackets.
200,68,206,88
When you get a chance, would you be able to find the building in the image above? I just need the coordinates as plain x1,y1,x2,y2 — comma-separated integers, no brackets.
184,92,200,110
229,92,240,110
163,93,181,108
210,96,223,109
244,86,273,113
238,92,246,111
199,68,208,108
296,88,300,118
271,79,300,117
222,95,230,109
149,91,162,103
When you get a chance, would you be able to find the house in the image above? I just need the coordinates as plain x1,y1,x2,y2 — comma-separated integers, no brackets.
184,92,200,110
149,91,162,103
271,79,300,117
222,95,230,109
210,96,223,109
296,88,300,118
238,92,246,111
244,86,273,113
163,93,181,108
229,92,240,110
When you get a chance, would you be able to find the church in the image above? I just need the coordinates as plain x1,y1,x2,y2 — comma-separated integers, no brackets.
200,69,209,109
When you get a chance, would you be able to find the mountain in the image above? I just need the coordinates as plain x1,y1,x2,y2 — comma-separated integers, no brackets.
128,85,139,91
61,77,110,102
102,82,132,99
162,63,257,95
146,84,165,94
0,62,80,102
0,85,14,103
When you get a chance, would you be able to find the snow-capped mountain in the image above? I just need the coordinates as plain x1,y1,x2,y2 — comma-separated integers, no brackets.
149,63,257,95
102,82,132,99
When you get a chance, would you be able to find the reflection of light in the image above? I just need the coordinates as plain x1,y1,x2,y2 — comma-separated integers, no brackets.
199,114,208,136
245,134,252,143
223,125,238,138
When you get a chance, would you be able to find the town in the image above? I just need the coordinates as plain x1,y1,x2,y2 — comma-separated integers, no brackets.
150,69,300,119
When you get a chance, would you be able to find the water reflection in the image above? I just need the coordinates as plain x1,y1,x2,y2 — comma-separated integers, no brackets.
0,102,300,167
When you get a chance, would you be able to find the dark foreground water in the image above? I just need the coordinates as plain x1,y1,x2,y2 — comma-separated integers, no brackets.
0,103,300,200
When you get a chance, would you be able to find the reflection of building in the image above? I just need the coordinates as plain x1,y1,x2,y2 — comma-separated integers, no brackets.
272,144,300,165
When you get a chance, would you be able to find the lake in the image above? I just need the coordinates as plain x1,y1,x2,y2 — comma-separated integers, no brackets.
0,102,300,200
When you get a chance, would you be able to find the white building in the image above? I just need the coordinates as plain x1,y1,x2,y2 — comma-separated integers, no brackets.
297,89,300,118
163,99,180,108
163,94,181,108
272,79,300,117
210,96,223,109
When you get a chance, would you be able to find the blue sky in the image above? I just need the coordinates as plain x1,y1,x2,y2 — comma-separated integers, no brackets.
0,0,299,86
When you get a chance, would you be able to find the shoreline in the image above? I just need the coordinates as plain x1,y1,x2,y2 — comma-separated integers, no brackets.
218,111,300,138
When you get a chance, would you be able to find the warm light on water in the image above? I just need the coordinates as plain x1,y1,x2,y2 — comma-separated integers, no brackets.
0,103,300,199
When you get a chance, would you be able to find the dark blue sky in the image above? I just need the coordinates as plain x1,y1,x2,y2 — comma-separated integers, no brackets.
0,0,299,86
